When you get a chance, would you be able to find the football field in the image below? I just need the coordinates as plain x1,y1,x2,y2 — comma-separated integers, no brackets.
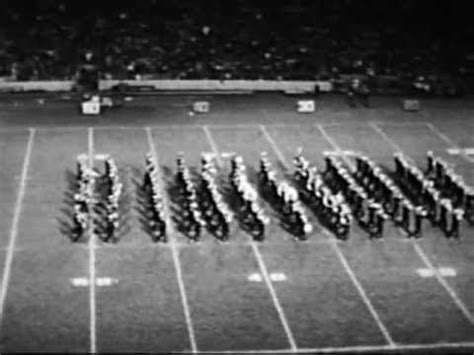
0,93,473,352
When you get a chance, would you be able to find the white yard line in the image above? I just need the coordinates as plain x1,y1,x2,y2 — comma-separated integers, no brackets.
369,122,474,325
202,126,223,166
145,127,198,353
314,124,396,347
425,122,457,146
202,125,297,351
0,128,35,326
259,125,288,167
198,340,474,354
249,243,297,351
315,124,355,169
327,236,395,346
424,122,474,163
87,127,97,353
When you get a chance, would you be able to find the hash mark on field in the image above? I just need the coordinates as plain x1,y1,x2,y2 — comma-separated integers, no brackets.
201,151,235,159
316,124,396,347
248,273,287,282
270,273,287,282
370,122,474,325
203,126,298,351
93,153,110,161
417,267,457,278
146,127,197,353
446,148,461,155
369,120,430,127
71,277,119,287
248,273,263,282
0,128,35,328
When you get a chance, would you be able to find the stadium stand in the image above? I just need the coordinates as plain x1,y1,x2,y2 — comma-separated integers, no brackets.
0,0,473,94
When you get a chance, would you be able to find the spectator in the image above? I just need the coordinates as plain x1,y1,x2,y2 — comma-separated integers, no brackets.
0,0,471,93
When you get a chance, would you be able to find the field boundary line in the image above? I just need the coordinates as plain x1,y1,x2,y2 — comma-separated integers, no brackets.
0,128,35,327
263,124,395,347
369,121,474,325
194,340,474,353
423,122,474,163
31,122,346,135
203,123,259,130
87,127,97,353
202,126,297,351
369,120,429,127
0,127,32,134
146,127,198,353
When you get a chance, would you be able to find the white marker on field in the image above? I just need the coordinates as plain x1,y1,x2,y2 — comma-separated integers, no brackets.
94,153,110,161
437,267,457,277
417,267,457,278
71,277,119,287
248,273,287,282
202,152,235,160
464,148,474,156
323,150,339,156
220,152,236,159
269,273,287,282
446,148,461,155
248,273,263,282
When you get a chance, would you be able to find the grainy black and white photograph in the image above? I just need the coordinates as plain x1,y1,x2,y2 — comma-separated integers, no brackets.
0,0,473,353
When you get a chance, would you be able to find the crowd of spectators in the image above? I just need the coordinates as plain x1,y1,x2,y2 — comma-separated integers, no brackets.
0,0,473,91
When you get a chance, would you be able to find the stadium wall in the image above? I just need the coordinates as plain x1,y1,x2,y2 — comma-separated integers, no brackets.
0,80,333,93
0,81,73,92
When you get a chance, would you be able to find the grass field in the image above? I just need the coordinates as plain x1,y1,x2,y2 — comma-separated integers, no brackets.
0,93,473,353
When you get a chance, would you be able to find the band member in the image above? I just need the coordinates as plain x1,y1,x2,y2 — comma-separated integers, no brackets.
445,208,464,238
425,150,435,178
150,208,167,242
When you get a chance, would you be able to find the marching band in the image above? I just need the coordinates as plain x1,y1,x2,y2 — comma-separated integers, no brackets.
70,148,472,243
